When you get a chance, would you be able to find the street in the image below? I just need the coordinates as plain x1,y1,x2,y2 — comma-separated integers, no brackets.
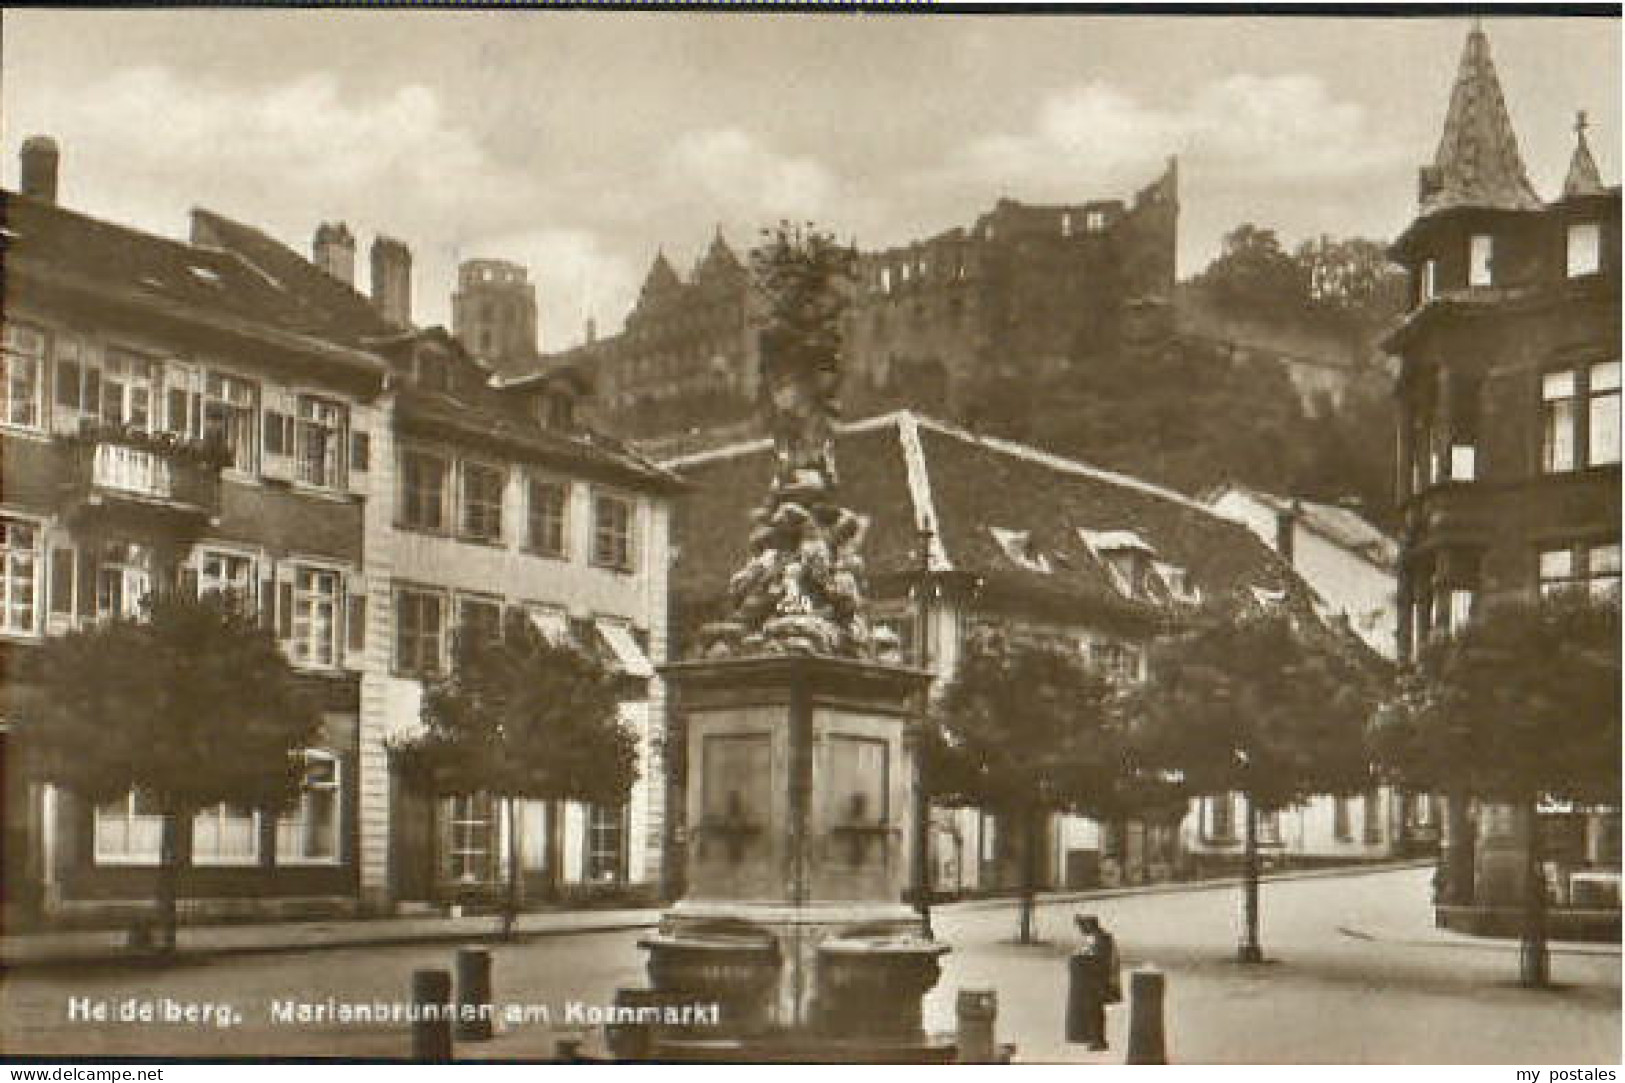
2,867,1618,1063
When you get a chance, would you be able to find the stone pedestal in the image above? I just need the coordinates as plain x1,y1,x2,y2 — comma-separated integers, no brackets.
639,655,949,1053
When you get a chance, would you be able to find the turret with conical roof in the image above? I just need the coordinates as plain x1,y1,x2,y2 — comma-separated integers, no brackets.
1563,111,1607,200
1418,23,1541,215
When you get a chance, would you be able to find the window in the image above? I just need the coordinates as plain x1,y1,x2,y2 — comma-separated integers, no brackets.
1419,259,1438,303
1543,362,1620,472
1333,797,1352,842
1468,234,1494,287
526,478,569,557
1362,791,1383,844
290,567,340,668
1543,370,1578,472
1206,794,1236,842
94,540,152,620
395,587,444,677
277,750,340,864
0,518,40,636
1447,589,1475,636
586,804,625,882
1,324,45,429
101,351,156,431
1091,641,1141,682
447,793,494,883
295,396,345,488
1060,212,1073,238
591,492,634,571
456,595,503,648
1540,541,1621,600
53,336,99,424
870,612,918,665
192,802,260,865
1588,360,1620,466
1256,809,1281,846
1567,221,1602,278
94,791,163,865
201,372,259,473
399,449,449,531
460,461,505,543
198,550,255,608
1085,209,1107,232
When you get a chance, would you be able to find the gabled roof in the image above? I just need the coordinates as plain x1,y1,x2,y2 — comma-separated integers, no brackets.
666,411,1305,627
1207,483,1399,572
1420,25,1541,216
635,251,683,308
1,190,388,378
692,230,744,284
188,208,399,347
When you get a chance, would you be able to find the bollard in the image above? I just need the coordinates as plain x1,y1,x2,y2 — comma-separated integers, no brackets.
454,946,494,1041
605,988,660,1061
955,987,997,1064
1125,965,1167,1065
411,968,453,1063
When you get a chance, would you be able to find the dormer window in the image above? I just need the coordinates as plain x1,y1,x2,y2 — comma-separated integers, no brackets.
1152,560,1202,605
1567,222,1602,278
989,527,1051,574
1468,235,1494,287
1079,529,1155,595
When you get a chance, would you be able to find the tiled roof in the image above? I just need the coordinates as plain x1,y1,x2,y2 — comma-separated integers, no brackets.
667,412,1303,626
1421,25,1541,216
188,208,400,347
1211,484,1398,571
395,386,686,493
0,191,391,372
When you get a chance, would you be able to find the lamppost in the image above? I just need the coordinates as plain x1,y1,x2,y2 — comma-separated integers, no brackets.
912,524,936,939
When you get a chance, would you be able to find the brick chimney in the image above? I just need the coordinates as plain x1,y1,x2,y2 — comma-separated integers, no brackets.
370,236,412,327
313,222,356,286
19,136,59,204
1275,500,1301,566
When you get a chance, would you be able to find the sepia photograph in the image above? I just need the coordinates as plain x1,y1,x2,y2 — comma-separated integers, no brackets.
0,4,1618,1069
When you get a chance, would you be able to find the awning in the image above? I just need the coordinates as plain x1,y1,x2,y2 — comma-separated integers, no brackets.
594,619,655,679
527,607,570,646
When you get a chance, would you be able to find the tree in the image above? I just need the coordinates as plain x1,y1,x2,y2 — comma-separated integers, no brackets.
26,591,320,954
926,628,1147,944
1375,594,1620,987
391,611,639,937
1135,607,1381,963
1295,235,1407,331
1196,224,1310,317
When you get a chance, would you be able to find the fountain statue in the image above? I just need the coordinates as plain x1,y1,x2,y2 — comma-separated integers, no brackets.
630,224,950,1062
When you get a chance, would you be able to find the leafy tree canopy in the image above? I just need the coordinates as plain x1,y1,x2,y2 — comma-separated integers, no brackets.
1135,609,1382,811
1377,594,1621,805
927,627,1178,819
27,591,319,812
392,611,639,807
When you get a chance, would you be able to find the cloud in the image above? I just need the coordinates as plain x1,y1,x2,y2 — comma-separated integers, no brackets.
663,128,839,222
952,73,1406,201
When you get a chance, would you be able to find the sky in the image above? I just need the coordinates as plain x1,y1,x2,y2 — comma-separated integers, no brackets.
2,9,1618,352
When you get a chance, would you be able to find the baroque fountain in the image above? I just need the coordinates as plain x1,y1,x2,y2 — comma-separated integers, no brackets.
628,225,950,1062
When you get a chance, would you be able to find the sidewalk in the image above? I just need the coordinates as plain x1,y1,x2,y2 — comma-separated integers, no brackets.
14,858,1585,971
0,906,662,969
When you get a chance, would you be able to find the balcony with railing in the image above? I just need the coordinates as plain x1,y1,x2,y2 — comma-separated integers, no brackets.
60,426,224,528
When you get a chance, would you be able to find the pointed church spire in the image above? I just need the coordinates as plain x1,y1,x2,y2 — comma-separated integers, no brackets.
1419,23,1542,215
1563,110,1607,198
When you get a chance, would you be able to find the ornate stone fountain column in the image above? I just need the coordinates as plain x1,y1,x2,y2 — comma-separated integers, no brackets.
634,226,950,1060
